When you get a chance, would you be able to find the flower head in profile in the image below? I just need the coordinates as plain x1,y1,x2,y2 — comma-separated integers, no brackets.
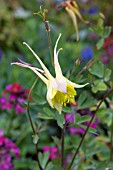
58,0,89,41
11,34,88,114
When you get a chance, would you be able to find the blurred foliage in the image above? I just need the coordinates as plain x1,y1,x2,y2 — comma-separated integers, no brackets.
0,0,113,170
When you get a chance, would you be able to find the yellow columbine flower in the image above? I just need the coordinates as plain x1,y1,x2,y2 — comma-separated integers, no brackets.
11,34,88,114
59,0,89,41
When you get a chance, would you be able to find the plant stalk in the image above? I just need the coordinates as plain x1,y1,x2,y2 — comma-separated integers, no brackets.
47,31,54,66
61,125,65,167
27,78,43,170
110,113,113,161
67,88,113,170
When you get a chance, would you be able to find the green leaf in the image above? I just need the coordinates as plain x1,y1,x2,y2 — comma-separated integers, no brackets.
76,115,91,124
89,61,104,78
104,68,111,82
32,134,39,144
37,108,55,120
92,79,107,93
52,136,61,148
78,91,87,106
96,38,104,49
46,162,54,170
41,152,49,169
53,165,65,170
78,97,96,109
96,161,110,170
62,106,71,113
103,26,112,38
55,112,65,129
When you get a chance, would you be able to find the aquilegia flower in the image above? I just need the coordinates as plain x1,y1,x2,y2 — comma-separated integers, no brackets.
11,34,88,114
58,0,89,41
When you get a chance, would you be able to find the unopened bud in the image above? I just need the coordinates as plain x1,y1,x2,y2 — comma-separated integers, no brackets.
44,20,50,32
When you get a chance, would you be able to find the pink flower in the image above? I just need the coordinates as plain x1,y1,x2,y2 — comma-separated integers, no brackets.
0,82,33,114
15,104,25,114
6,83,23,93
70,127,85,135
0,130,20,170
43,146,59,160
65,114,74,123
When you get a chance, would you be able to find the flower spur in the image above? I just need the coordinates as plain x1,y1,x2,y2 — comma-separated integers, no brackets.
11,34,88,114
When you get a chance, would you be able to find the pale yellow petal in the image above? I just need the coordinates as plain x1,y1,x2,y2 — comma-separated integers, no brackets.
46,84,57,108
66,78,89,88
54,34,63,77
53,100,62,114
23,42,53,80
72,7,89,24
11,62,48,85
66,7,79,41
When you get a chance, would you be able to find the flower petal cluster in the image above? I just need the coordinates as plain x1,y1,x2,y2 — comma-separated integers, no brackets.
0,83,32,114
11,34,88,114
59,0,89,41
43,146,59,160
0,129,20,170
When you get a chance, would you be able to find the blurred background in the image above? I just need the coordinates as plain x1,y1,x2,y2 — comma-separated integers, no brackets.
0,0,113,170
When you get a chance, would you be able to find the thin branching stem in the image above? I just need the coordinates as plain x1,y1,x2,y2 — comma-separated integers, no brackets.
75,59,95,79
27,78,43,170
110,113,113,161
67,88,113,170
47,31,54,66
61,124,65,167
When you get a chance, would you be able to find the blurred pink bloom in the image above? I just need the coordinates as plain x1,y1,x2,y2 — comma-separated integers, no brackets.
0,82,33,114
65,114,74,123
70,127,85,135
15,104,25,114
0,129,20,170
43,146,59,160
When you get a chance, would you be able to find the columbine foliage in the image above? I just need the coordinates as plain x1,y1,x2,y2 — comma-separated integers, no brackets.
0,1,113,170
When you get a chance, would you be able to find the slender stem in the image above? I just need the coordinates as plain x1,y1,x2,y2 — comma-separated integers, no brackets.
68,63,76,79
75,59,95,79
110,113,113,161
27,78,43,170
61,125,65,167
47,31,54,66
67,88,113,170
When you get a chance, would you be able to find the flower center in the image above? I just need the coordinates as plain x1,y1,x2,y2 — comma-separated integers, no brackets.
53,84,76,106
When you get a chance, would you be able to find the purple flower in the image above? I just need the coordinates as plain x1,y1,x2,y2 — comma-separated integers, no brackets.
43,146,59,160
88,6,99,15
15,104,25,114
70,127,85,135
0,97,12,110
0,83,32,114
65,114,74,123
81,46,94,61
0,130,20,170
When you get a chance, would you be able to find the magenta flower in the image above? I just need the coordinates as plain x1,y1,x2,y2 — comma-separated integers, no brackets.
43,146,59,160
0,83,33,114
0,129,20,170
65,114,74,123
70,127,85,135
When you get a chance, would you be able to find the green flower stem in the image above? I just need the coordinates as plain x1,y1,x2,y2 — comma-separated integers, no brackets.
75,59,95,79
61,124,65,167
47,31,54,66
27,78,43,170
67,88,113,170
110,113,113,161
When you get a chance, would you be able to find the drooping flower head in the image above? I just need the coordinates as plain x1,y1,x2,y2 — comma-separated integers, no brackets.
58,0,89,41
11,34,88,114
